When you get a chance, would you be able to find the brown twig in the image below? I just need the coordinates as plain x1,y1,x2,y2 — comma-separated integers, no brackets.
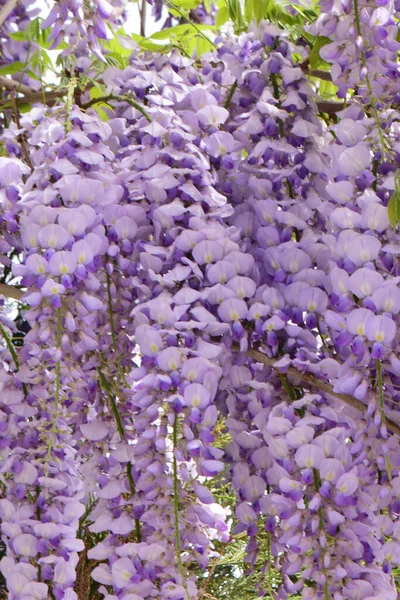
140,0,147,37
316,100,345,114
0,88,68,109
9,91,33,170
0,76,34,95
0,283,24,301
310,69,332,82
227,344,400,437
198,546,227,599
82,94,151,122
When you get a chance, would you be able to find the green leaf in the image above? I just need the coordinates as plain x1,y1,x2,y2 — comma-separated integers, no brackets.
171,0,199,7
150,23,216,40
0,62,24,75
388,173,400,228
89,86,110,122
254,0,269,22
226,0,242,25
308,36,331,70
8,18,40,42
216,5,229,27
244,0,254,23
104,34,132,58
195,35,213,57
131,33,171,52
388,194,400,228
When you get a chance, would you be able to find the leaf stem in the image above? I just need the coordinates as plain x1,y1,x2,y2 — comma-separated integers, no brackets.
82,94,151,121
353,0,388,158
106,270,128,385
44,308,62,475
224,80,238,109
376,359,392,480
97,367,142,540
0,321,20,371
172,414,190,600
166,1,217,49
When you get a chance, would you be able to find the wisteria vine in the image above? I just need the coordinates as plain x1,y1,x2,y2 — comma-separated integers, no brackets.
0,0,399,599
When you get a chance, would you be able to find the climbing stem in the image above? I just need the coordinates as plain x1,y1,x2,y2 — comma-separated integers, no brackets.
313,470,330,599
224,80,238,109
97,367,142,540
106,270,128,386
172,414,190,600
44,308,62,475
376,359,392,480
266,533,272,596
353,0,388,158
0,321,28,396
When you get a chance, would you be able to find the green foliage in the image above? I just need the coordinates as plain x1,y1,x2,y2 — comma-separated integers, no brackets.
388,171,400,229
0,62,25,75
8,17,67,50
308,36,331,70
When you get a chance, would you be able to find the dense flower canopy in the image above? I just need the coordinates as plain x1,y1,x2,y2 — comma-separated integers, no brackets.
0,0,399,599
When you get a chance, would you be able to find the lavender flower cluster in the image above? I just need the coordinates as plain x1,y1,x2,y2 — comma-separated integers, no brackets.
0,0,399,599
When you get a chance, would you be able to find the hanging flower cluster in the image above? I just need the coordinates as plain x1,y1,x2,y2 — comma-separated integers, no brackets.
0,0,399,599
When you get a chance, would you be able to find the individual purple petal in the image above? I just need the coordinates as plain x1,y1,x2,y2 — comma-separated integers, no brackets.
347,235,381,266
336,472,359,496
319,458,345,483
80,421,109,441
242,475,266,501
226,276,256,299
371,285,400,314
207,260,237,284
72,240,95,265
199,459,225,476
338,145,371,176
184,383,211,409
382,541,400,563
25,254,49,275
114,216,138,240
91,564,112,585
111,557,136,588
54,560,76,587
218,298,248,322
295,444,325,469
346,308,374,336
41,279,66,297
329,267,350,295
192,482,215,504
13,533,38,557
365,315,396,344
361,203,390,232
235,502,257,524
297,287,328,313
192,240,224,265
280,248,311,273
348,268,383,298
14,461,38,484
331,207,362,229
58,209,88,236
21,223,41,249
135,324,163,356
38,224,70,250
286,426,314,448
157,348,183,372
49,251,78,276
81,293,103,312
198,105,229,126
326,181,354,204
30,206,58,226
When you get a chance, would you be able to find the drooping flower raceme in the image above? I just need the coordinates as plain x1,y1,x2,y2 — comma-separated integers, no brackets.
0,0,400,598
